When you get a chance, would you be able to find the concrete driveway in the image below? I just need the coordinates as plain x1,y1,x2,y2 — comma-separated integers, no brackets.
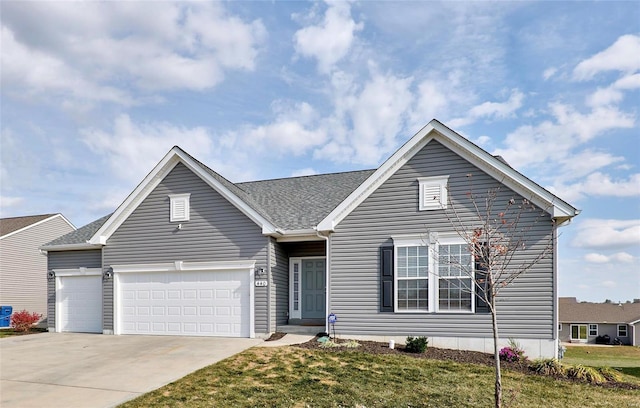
0,333,262,408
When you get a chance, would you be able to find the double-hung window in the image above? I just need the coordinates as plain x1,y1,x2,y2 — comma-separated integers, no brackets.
438,243,473,312
391,234,475,313
618,325,628,337
396,245,429,311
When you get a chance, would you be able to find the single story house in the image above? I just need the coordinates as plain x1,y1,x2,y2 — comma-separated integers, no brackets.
41,120,579,358
0,214,76,321
559,297,640,346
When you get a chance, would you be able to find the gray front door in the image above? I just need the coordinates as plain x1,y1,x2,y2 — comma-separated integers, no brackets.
301,259,326,319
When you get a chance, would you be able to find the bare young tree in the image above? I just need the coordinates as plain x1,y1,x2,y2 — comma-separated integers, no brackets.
434,174,555,408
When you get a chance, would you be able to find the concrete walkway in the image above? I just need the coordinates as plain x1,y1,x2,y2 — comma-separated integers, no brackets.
0,333,261,408
257,333,315,348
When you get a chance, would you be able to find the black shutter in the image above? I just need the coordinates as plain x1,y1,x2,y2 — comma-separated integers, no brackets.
380,246,394,312
475,243,490,313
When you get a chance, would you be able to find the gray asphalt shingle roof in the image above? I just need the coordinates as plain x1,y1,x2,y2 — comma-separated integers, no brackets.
44,214,112,247
559,297,640,324
46,159,375,246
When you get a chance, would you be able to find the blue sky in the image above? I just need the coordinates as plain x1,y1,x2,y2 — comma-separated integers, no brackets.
1,1,638,302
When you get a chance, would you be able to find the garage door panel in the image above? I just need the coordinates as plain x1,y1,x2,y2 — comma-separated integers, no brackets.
118,269,250,337
59,275,102,333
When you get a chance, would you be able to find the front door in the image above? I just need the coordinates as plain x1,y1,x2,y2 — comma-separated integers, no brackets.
301,259,325,319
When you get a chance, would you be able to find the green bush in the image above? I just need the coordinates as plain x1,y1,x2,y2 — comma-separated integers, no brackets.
343,340,360,348
405,336,428,353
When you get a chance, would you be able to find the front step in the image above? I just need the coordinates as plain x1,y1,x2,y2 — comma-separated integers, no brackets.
277,325,325,335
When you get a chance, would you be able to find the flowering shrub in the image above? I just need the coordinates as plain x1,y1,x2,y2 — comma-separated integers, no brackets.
10,310,42,332
499,338,527,362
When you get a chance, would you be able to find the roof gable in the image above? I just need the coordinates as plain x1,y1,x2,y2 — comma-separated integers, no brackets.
317,119,580,231
0,214,75,239
87,147,278,245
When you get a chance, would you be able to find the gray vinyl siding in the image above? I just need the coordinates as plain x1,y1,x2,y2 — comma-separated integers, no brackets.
330,140,555,339
0,216,75,320
46,249,102,331
271,240,289,327
102,162,269,334
559,323,629,344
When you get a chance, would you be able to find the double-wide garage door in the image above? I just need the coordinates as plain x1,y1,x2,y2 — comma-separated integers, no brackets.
118,270,250,337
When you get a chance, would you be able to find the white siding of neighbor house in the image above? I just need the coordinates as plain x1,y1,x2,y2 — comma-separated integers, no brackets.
330,140,555,342
47,249,103,331
1,216,75,320
101,163,269,335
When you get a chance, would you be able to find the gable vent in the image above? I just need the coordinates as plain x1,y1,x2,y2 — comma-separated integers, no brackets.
418,176,449,211
169,194,190,222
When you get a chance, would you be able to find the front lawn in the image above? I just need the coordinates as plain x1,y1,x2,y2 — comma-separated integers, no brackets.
563,345,640,382
121,345,640,408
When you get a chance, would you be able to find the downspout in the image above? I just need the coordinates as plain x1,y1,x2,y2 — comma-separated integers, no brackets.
552,221,559,358
267,237,273,334
316,230,330,334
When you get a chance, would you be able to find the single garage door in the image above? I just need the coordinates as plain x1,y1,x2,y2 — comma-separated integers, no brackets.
59,275,102,333
118,270,250,337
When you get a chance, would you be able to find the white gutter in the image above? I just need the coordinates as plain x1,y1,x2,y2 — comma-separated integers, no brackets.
40,243,103,252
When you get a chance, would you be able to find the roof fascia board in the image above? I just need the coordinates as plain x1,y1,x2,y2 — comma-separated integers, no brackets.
0,214,76,241
275,229,325,242
89,147,277,245
88,151,180,245
430,122,578,219
317,123,437,231
175,152,277,234
317,120,578,231
40,243,103,251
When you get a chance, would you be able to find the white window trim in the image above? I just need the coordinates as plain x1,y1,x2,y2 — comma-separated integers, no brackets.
391,234,474,314
418,175,449,211
169,193,190,222
589,324,598,336
570,324,588,341
618,324,628,337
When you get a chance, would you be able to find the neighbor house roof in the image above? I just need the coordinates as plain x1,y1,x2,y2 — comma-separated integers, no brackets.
0,214,75,239
43,214,112,250
559,297,640,324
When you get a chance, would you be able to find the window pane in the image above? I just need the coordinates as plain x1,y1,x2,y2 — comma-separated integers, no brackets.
397,278,428,311
571,325,578,339
579,325,587,339
438,276,472,311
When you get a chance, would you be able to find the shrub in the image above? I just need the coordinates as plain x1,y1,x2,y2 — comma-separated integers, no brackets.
10,310,42,332
343,340,360,348
530,358,566,376
320,340,341,348
499,347,521,362
405,336,428,353
567,365,606,384
597,366,623,383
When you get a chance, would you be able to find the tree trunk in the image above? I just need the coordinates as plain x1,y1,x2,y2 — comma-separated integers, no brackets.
491,298,502,408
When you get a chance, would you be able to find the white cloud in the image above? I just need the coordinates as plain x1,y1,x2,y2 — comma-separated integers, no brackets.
291,168,318,177
543,67,557,80
585,252,635,264
572,219,640,249
550,172,640,202
449,89,524,127
573,34,640,80
81,114,214,182
494,103,635,169
294,1,363,74
1,2,265,106
601,280,617,289
0,196,24,211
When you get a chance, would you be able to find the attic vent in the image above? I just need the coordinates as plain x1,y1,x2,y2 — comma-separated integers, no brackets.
418,176,449,211
169,194,190,222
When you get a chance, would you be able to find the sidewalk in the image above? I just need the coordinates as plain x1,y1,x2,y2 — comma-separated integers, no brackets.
257,333,315,348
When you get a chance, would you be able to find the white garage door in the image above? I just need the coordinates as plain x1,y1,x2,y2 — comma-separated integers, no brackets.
118,270,250,337
59,275,102,333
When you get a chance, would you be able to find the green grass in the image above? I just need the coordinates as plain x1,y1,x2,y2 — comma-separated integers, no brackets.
120,347,640,408
0,328,47,338
563,345,640,383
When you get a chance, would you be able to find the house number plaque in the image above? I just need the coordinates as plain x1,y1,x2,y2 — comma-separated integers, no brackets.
255,280,268,287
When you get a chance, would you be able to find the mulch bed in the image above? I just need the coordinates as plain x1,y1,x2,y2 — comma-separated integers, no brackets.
295,337,639,390
265,332,287,341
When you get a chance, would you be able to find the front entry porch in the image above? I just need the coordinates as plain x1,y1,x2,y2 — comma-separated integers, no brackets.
289,257,326,324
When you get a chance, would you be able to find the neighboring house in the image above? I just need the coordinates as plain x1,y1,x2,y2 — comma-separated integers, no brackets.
0,214,75,321
41,120,579,358
559,297,640,346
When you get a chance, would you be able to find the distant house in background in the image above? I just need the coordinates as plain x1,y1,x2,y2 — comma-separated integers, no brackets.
559,297,640,346
0,214,75,322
